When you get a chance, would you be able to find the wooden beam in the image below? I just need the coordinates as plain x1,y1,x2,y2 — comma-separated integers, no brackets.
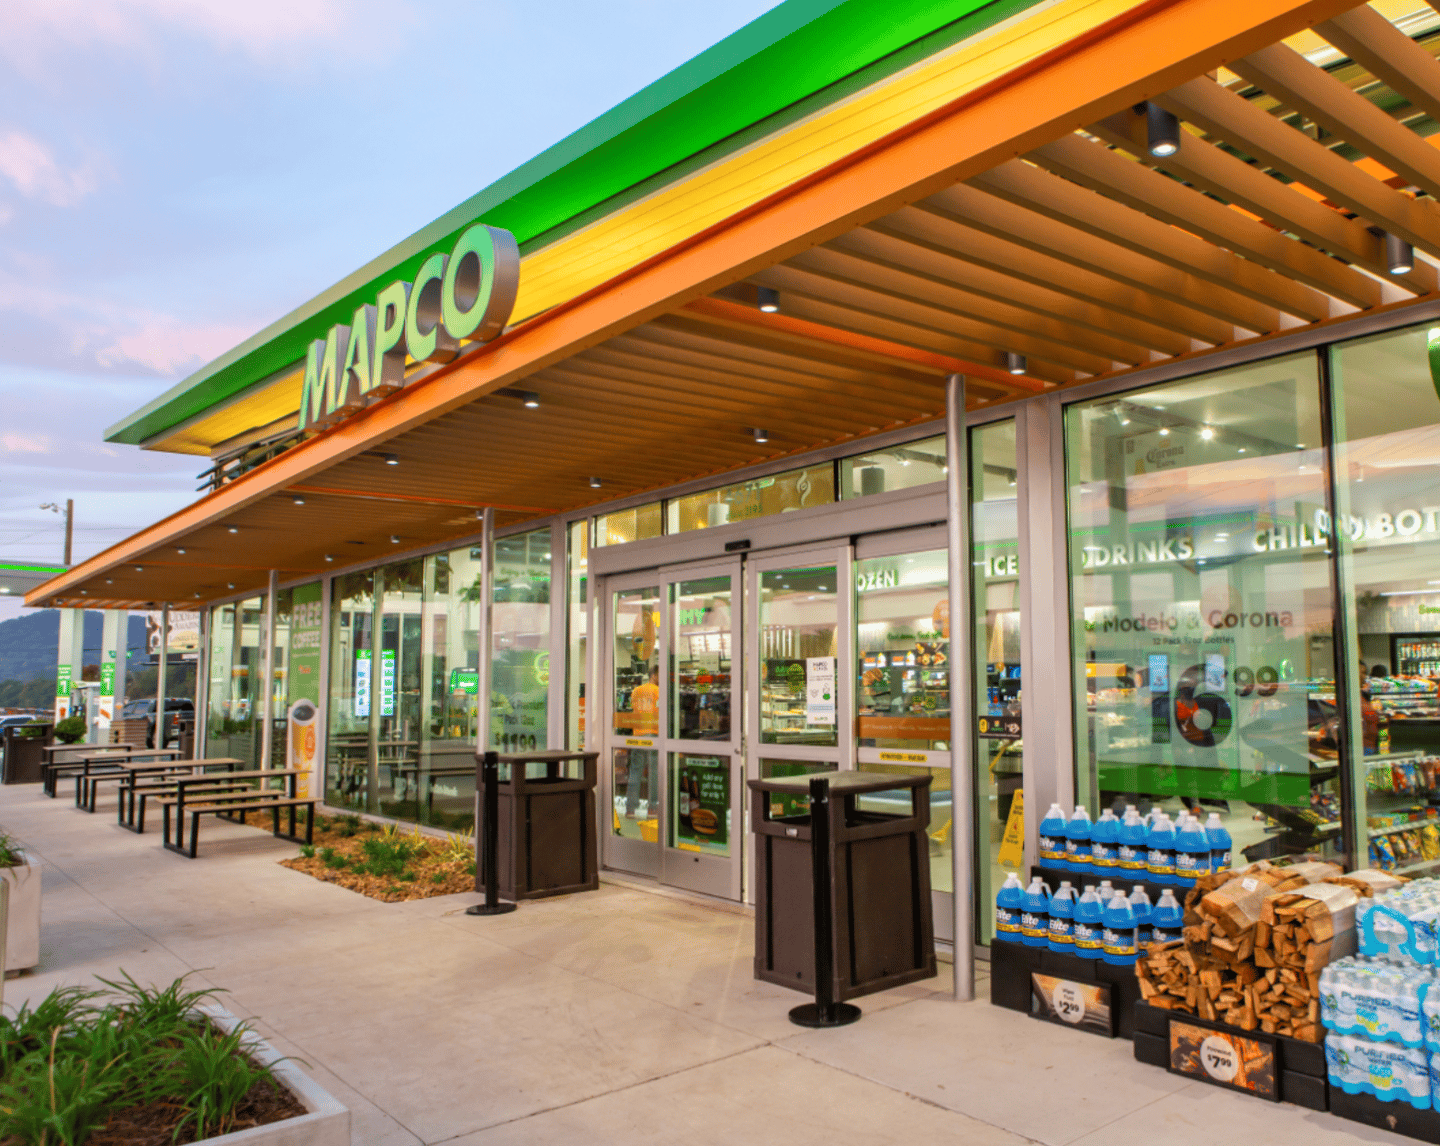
679,296,1048,391
284,485,554,514
875,207,1234,344
1316,6,1440,126
776,247,1151,364
1088,107,1437,294
928,181,1285,332
754,264,1114,374
1230,42,1440,199
824,228,1191,355
1159,77,1440,259
1027,132,1378,310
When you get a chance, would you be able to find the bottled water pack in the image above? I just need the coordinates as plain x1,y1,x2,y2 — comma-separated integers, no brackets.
1356,881,1440,966
1325,1034,1431,1109
1320,957,1432,1048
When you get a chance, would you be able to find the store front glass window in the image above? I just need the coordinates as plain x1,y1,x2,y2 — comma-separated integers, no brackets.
325,571,375,809
840,434,947,499
1066,353,1343,868
855,546,953,898
568,519,589,750
282,583,324,799
416,549,482,830
668,463,834,534
375,559,424,817
491,529,551,753
266,589,291,770
595,503,662,547
1331,325,1440,875
759,567,840,748
973,419,1022,944
205,597,264,768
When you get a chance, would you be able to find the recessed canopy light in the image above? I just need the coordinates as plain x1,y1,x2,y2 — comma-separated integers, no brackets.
193,592,201,599
79,589,86,595
383,453,399,466
105,579,113,585
227,582,235,589
176,547,186,554
1384,232,1414,276
292,496,305,506
519,390,540,408
753,428,769,444
1005,352,1027,375
589,476,602,489
1238,447,1246,453
227,526,238,534
390,534,400,544
324,554,334,563
1200,427,1214,440
134,566,143,573
1145,101,1180,158
1121,419,1131,426
757,287,780,313
1158,428,1170,437
1296,443,1305,449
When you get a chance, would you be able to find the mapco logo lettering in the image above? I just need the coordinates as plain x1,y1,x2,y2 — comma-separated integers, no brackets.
299,223,519,431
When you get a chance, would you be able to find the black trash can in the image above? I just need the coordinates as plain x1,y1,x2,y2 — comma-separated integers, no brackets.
748,770,936,1001
2,724,52,784
478,750,600,900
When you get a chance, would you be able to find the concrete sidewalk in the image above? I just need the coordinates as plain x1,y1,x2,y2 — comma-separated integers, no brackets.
0,784,1409,1145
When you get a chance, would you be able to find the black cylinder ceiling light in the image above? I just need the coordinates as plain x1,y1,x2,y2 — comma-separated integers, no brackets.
1144,101,1180,158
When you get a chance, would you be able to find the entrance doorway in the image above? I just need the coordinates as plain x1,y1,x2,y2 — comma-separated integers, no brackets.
602,559,742,899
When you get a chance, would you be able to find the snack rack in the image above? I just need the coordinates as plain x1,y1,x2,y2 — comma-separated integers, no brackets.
1365,749,1440,875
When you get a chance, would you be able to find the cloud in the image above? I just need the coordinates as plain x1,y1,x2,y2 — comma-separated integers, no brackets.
0,131,100,207
1,432,48,454
95,317,253,376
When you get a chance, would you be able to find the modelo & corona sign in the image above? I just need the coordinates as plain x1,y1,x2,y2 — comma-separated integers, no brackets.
298,223,520,430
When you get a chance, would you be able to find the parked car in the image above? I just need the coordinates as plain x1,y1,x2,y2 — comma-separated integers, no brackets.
117,698,194,748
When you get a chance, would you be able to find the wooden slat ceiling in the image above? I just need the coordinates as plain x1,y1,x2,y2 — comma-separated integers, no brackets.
44,1,1440,608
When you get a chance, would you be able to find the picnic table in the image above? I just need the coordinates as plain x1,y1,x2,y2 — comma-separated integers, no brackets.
80,756,243,819
42,745,182,798
161,767,310,857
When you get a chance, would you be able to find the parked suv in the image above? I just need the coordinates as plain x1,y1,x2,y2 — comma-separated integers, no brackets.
118,698,194,748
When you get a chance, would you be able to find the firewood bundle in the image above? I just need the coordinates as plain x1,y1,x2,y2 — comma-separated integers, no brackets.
1134,866,1353,1043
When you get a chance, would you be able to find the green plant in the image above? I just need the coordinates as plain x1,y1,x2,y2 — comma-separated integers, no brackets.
400,870,416,883
0,829,24,868
319,847,348,870
358,835,416,878
438,831,475,865
157,1026,277,1141
52,715,86,744
464,862,477,876
431,872,447,885
299,844,315,859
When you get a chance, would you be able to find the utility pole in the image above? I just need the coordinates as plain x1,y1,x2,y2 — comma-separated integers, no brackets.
40,500,74,566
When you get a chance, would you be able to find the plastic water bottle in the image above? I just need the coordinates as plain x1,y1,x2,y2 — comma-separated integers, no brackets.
1090,808,1120,870
1073,886,1104,960
1117,807,1148,875
1174,813,1211,888
1102,891,1138,966
995,871,1024,942
1038,803,1068,869
1048,881,1076,953
1065,805,1092,875
1204,811,1232,874
1151,888,1183,945
1146,813,1178,885
1020,876,1050,948
1129,885,1153,949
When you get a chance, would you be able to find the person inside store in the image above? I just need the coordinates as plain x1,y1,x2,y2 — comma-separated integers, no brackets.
624,666,660,818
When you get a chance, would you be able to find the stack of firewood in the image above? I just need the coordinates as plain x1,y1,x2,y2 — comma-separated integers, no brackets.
1134,865,1358,1042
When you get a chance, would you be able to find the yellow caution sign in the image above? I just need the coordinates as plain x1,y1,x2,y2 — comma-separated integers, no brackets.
997,789,1025,870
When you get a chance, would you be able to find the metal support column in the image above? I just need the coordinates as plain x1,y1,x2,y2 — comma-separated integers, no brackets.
154,606,170,749
945,373,976,1001
193,606,209,757
476,509,496,753
97,610,125,744
259,571,278,771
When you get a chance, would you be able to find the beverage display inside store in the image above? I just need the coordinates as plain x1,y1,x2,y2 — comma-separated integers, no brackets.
1331,324,1440,880
612,585,661,842
671,575,732,741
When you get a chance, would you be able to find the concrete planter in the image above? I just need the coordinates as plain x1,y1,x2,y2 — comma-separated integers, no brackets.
1,853,40,972
195,1005,350,1145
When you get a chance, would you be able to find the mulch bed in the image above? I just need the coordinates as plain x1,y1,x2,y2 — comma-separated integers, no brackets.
86,1074,305,1145
250,813,478,903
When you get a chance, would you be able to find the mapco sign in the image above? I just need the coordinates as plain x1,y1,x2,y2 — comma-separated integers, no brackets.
298,223,520,431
